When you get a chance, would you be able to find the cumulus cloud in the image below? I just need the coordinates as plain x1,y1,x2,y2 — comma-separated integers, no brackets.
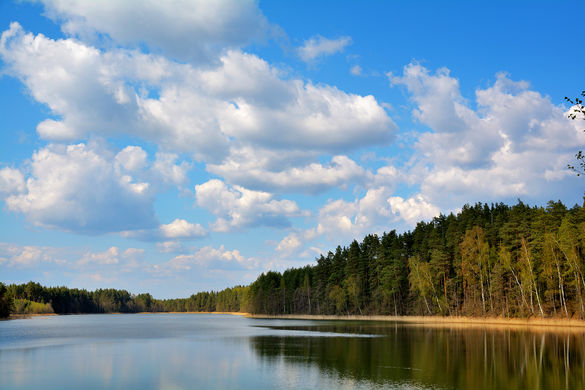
0,23,394,178
388,195,440,226
78,246,120,265
77,246,145,267
275,233,302,254
195,179,307,232
316,186,398,239
0,137,197,236
215,74,393,152
150,153,191,187
278,185,440,250
0,22,231,161
0,167,25,195
34,0,269,64
298,35,352,62
208,153,370,194
275,228,318,257
2,142,157,233
391,63,585,208
268,163,415,256
153,245,255,275
0,243,66,267
115,146,147,172
160,219,206,239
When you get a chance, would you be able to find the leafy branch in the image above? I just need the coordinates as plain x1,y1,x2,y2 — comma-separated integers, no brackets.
565,90,585,175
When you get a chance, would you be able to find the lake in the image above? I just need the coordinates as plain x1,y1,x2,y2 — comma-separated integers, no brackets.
1,314,584,389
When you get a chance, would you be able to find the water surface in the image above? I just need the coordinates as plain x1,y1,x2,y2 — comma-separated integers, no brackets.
1,314,584,389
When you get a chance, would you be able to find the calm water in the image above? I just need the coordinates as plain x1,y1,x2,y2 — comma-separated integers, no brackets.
1,314,584,389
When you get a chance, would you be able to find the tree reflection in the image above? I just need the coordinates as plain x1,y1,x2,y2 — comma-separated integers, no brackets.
249,323,585,390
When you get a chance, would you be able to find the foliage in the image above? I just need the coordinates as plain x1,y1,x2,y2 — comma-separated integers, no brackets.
0,282,13,318
12,299,54,314
4,281,249,315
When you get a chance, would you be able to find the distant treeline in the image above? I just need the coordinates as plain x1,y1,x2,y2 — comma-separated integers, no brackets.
0,282,249,316
1,200,585,319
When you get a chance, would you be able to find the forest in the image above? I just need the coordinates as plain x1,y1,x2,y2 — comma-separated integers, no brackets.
1,199,585,319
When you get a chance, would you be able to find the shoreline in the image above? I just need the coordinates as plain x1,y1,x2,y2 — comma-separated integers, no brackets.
6,311,248,319
245,314,585,330
7,311,585,331
8,313,57,319
137,311,250,316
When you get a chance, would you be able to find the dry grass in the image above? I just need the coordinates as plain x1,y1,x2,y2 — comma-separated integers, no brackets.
244,314,585,332
137,311,250,316
8,313,57,319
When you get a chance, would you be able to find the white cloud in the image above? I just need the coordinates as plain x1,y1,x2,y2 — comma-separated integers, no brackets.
150,153,191,187
350,65,362,76
115,146,147,172
388,195,440,226
215,72,394,152
208,153,370,193
298,35,352,62
0,243,65,267
316,186,396,239
78,246,120,265
156,241,187,254
275,228,318,257
160,219,206,239
195,179,307,232
0,140,195,235
296,186,441,246
77,246,145,267
0,167,25,195
276,233,302,255
35,0,269,64
391,63,585,209
0,23,231,161
0,24,394,177
2,142,158,233
122,248,145,259
154,245,256,275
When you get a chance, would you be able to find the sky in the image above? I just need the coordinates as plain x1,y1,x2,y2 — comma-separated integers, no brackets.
0,0,584,298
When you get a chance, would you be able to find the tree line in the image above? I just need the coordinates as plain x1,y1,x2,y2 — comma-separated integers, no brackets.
0,281,249,316
1,199,585,319
247,200,585,318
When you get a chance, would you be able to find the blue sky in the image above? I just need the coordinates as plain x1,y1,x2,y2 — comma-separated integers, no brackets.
0,0,583,298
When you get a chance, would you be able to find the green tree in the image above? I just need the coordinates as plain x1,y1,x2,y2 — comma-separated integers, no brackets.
408,256,435,315
328,285,347,315
0,282,13,318
460,226,491,315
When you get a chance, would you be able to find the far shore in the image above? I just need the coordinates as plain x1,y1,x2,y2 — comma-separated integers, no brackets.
6,311,249,319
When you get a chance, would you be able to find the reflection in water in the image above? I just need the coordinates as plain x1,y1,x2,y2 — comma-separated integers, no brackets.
2,315,585,390
249,323,585,390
